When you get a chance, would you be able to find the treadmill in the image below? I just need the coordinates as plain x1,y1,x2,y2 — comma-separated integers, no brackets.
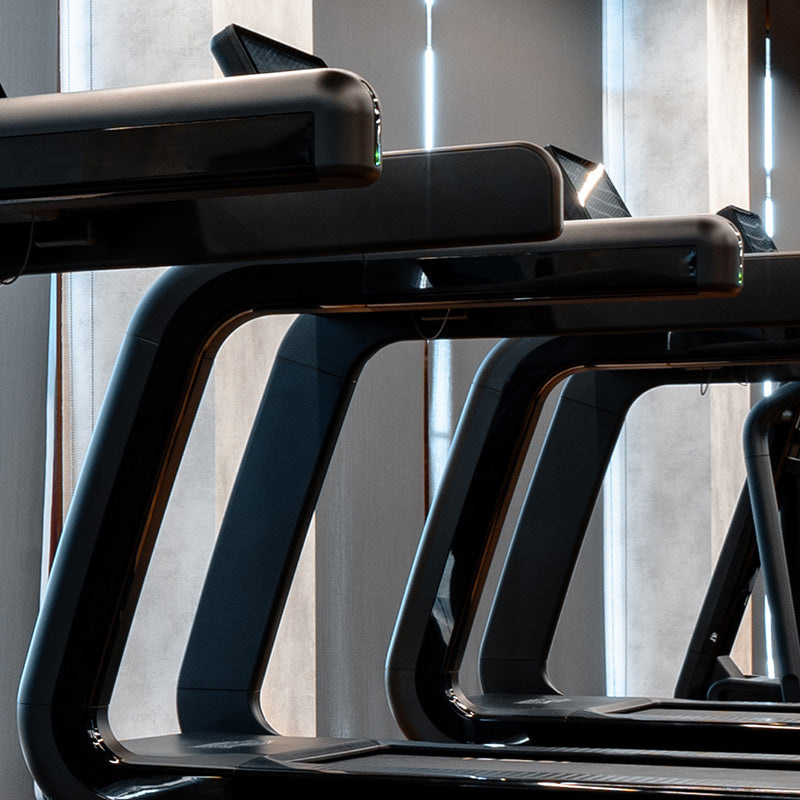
175,211,745,736
471,168,792,709
472,150,787,707
14,106,765,800
386,149,800,746
47,245,800,799
18,28,791,800
385,340,800,739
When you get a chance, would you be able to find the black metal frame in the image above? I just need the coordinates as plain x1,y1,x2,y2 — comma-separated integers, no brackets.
18,222,755,799
478,367,800,706
743,383,800,700
385,330,800,750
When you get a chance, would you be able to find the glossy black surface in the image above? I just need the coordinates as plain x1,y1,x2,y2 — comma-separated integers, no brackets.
0,68,381,215
545,144,631,221
367,244,700,305
0,143,563,276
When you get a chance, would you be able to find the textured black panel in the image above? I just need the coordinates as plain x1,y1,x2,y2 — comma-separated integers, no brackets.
304,751,800,792
239,27,326,72
546,145,631,220
614,706,800,724
717,205,778,253
211,24,326,77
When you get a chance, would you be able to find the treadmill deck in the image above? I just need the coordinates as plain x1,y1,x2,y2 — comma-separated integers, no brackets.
120,732,800,795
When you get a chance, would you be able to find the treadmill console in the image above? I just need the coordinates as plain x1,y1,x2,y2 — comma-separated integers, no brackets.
0,68,381,217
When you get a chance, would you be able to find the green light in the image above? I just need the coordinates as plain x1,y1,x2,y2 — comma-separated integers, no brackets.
738,264,744,286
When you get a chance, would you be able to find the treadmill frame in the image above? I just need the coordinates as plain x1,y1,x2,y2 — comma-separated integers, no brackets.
22,251,800,800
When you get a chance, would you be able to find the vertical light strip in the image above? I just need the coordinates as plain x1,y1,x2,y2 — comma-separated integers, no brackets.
601,0,626,203
424,0,435,150
764,33,774,236
424,0,452,498
763,19,776,674
602,0,628,698
60,0,92,93
429,340,453,495
603,427,628,696
765,600,776,678
60,0,94,513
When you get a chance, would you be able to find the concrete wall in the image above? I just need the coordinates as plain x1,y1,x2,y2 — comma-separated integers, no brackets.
603,0,752,697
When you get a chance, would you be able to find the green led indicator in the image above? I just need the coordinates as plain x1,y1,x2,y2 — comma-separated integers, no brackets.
374,117,382,166
361,79,382,168
738,264,744,286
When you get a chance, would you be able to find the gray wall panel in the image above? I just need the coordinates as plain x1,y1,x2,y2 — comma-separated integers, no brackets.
0,0,58,98
0,3,57,795
766,0,800,250
314,1,425,151
313,0,427,740
435,0,603,157
0,276,50,798
316,342,425,739
748,0,767,225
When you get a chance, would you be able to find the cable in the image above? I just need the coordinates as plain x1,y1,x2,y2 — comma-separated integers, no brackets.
1,213,36,285
411,307,451,341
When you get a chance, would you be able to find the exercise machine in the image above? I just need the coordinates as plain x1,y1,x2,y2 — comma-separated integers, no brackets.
11,29,771,799
19,222,750,799
176,212,742,736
